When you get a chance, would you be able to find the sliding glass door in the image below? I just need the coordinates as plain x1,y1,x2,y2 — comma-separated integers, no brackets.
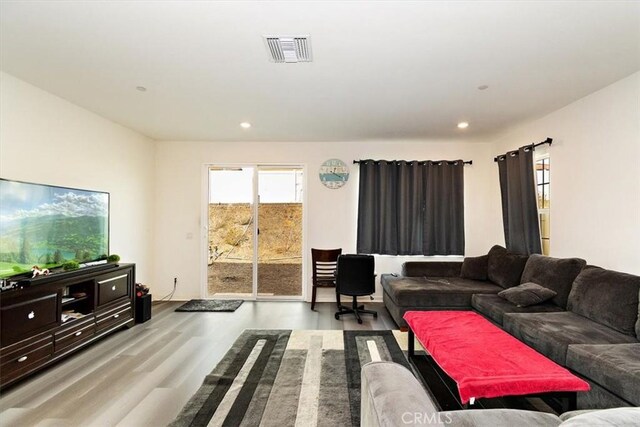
257,168,303,297
206,165,303,300
207,167,255,298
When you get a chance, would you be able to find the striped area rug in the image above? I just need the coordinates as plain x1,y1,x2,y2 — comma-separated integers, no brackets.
170,329,411,427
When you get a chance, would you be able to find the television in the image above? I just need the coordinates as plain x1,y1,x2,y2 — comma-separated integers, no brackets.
0,178,109,280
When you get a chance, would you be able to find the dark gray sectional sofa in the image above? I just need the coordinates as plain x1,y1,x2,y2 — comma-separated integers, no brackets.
380,245,640,409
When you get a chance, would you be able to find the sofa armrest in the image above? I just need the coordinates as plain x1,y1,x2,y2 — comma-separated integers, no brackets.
402,262,462,277
361,361,439,427
559,408,640,425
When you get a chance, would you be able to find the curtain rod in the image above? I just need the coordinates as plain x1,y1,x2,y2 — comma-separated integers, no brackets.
494,137,553,162
353,159,473,165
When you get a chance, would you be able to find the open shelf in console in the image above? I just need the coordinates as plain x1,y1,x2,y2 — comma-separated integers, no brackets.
60,279,95,323
61,311,90,324
62,295,89,306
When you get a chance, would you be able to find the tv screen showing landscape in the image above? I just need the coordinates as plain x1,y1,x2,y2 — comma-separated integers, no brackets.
0,179,109,279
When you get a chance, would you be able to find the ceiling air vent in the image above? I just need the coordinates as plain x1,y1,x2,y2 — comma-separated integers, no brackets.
263,36,312,63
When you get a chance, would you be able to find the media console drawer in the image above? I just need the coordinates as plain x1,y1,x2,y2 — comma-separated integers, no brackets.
0,334,53,384
0,293,59,346
96,300,132,332
97,274,130,306
55,315,96,353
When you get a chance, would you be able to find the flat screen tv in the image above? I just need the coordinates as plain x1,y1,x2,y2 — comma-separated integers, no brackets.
0,178,109,280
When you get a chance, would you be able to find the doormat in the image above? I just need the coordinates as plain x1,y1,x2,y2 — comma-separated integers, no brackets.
169,329,410,427
175,299,244,312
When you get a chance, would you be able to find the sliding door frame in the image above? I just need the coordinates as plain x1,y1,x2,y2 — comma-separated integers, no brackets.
201,163,308,301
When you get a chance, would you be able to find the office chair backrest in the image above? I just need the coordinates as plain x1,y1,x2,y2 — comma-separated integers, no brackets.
336,254,375,296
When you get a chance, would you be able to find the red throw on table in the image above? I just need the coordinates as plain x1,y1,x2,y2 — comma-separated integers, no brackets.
404,311,590,404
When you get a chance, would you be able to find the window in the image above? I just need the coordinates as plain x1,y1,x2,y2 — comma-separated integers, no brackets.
535,156,550,255
356,160,465,255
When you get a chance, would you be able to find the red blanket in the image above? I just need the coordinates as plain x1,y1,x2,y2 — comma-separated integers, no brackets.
404,311,590,404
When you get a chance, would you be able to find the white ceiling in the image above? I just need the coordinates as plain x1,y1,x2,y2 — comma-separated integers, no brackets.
1,1,639,142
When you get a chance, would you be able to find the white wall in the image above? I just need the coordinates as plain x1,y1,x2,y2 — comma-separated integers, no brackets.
154,140,500,300
6,68,636,301
0,72,156,283
492,71,640,274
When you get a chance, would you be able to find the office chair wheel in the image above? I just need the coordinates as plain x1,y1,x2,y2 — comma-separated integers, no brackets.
357,318,363,324
335,313,339,320
373,313,378,318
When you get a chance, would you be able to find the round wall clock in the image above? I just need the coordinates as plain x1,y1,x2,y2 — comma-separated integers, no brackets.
319,158,350,189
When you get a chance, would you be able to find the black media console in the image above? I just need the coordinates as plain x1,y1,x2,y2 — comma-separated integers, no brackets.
0,263,135,388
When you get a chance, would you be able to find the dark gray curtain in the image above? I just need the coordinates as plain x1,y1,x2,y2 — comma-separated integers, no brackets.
357,160,464,255
396,161,425,254
356,161,399,254
497,146,542,255
424,161,465,255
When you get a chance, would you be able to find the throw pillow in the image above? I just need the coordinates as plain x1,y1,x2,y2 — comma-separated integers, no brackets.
487,245,529,288
520,254,586,309
498,282,557,307
460,255,488,281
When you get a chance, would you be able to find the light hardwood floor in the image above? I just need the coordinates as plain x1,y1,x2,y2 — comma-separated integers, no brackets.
0,301,397,427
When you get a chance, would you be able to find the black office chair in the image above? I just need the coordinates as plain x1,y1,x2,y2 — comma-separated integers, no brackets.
334,254,377,324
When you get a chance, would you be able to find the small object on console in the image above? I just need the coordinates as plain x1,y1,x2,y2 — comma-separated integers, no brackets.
135,283,149,298
31,265,50,278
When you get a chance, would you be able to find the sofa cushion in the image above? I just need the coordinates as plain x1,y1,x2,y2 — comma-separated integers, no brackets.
577,378,635,409
381,275,502,308
567,266,640,337
559,408,640,426
471,294,564,325
520,254,586,308
487,245,529,288
442,409,561,427
402,261,462,277
498,282,557,307
502,312,638,365
460,255,488,281
566,344,640,407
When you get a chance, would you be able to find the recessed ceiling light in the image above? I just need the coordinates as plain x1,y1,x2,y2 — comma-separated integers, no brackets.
136,86,147,92
477,85,489,90
457,122,469,129
240,122,251,129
